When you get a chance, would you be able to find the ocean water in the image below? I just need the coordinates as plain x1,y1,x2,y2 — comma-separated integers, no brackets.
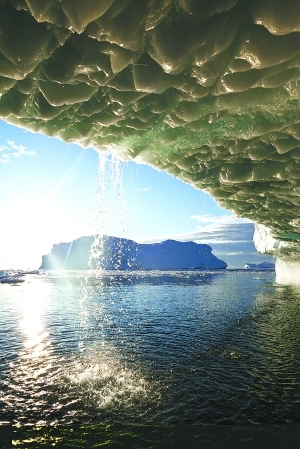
1,269,300,429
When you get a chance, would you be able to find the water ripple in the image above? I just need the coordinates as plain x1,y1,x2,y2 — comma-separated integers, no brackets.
1,271,300,424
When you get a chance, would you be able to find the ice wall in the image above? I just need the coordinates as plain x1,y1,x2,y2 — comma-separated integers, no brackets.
254,223,300,282
1,1,300,278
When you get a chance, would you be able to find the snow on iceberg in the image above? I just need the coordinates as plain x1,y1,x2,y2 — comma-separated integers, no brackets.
40,236,227,271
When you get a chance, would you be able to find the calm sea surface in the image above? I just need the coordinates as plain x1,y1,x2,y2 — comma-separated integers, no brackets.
1,270,300,426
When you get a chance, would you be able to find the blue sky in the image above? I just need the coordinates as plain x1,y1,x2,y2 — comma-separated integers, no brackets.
0,120,274,269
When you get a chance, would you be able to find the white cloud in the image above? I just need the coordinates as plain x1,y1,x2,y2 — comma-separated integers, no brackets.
191,213,249,225
138,216,253,244
24,150,36,156
170,214,253,244
7,140,26,152
0,140,35,163
137,187,150,192
139,217,254,245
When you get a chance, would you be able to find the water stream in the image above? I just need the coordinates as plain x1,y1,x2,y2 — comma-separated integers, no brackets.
89,152,125,271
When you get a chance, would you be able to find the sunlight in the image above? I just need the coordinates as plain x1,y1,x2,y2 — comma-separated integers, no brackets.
0,194,88,268
18,277,51,358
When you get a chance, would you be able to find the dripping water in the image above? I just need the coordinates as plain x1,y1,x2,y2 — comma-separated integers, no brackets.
79,151,126,348
73,152,157,418
89,152,125,271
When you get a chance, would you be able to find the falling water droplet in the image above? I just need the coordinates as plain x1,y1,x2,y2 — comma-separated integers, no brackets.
89,151,125,271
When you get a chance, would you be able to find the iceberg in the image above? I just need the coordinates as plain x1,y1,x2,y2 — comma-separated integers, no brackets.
39,236,227,271
244,262,275,270
1,1,300,279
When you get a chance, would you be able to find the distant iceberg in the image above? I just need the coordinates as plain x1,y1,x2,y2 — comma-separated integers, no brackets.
40,236,227,271
244,262,275,270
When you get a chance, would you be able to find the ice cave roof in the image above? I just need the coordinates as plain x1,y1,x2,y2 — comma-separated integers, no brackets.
1,0,300,244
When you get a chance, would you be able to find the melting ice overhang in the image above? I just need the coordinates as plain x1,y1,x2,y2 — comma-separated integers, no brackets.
2,0,300,269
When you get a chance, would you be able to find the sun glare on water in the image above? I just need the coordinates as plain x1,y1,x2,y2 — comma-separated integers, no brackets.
16,277,51,358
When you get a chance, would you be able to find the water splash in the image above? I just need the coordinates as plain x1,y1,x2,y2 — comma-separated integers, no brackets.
66,349,156,414
79,152,126,352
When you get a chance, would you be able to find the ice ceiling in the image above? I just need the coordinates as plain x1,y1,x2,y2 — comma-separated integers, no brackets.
1,0,300,255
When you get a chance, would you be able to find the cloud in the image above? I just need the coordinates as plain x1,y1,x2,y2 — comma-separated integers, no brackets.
137,187,150,192
139,214,254,244
0,140,36,163
190,213,249,225
171,214,254,244
205,238,275,268
6,140,26,152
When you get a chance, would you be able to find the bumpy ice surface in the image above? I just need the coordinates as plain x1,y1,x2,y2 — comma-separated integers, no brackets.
1,0,300,254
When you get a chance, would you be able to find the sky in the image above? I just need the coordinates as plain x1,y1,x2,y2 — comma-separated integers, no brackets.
0,119,275,269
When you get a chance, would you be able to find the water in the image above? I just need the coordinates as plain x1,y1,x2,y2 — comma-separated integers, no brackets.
1,269,300,428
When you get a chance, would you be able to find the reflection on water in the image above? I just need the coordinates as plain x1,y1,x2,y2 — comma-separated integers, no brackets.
0,277,64,424
19,280,49,357
244,283,300,424
1,270,300,425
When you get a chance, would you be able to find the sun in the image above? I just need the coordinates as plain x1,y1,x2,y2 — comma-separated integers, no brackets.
0,194,76,268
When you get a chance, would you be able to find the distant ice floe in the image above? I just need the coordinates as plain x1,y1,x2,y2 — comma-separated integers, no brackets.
0,270,25,284
0,269,39,284
244,262,275,270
